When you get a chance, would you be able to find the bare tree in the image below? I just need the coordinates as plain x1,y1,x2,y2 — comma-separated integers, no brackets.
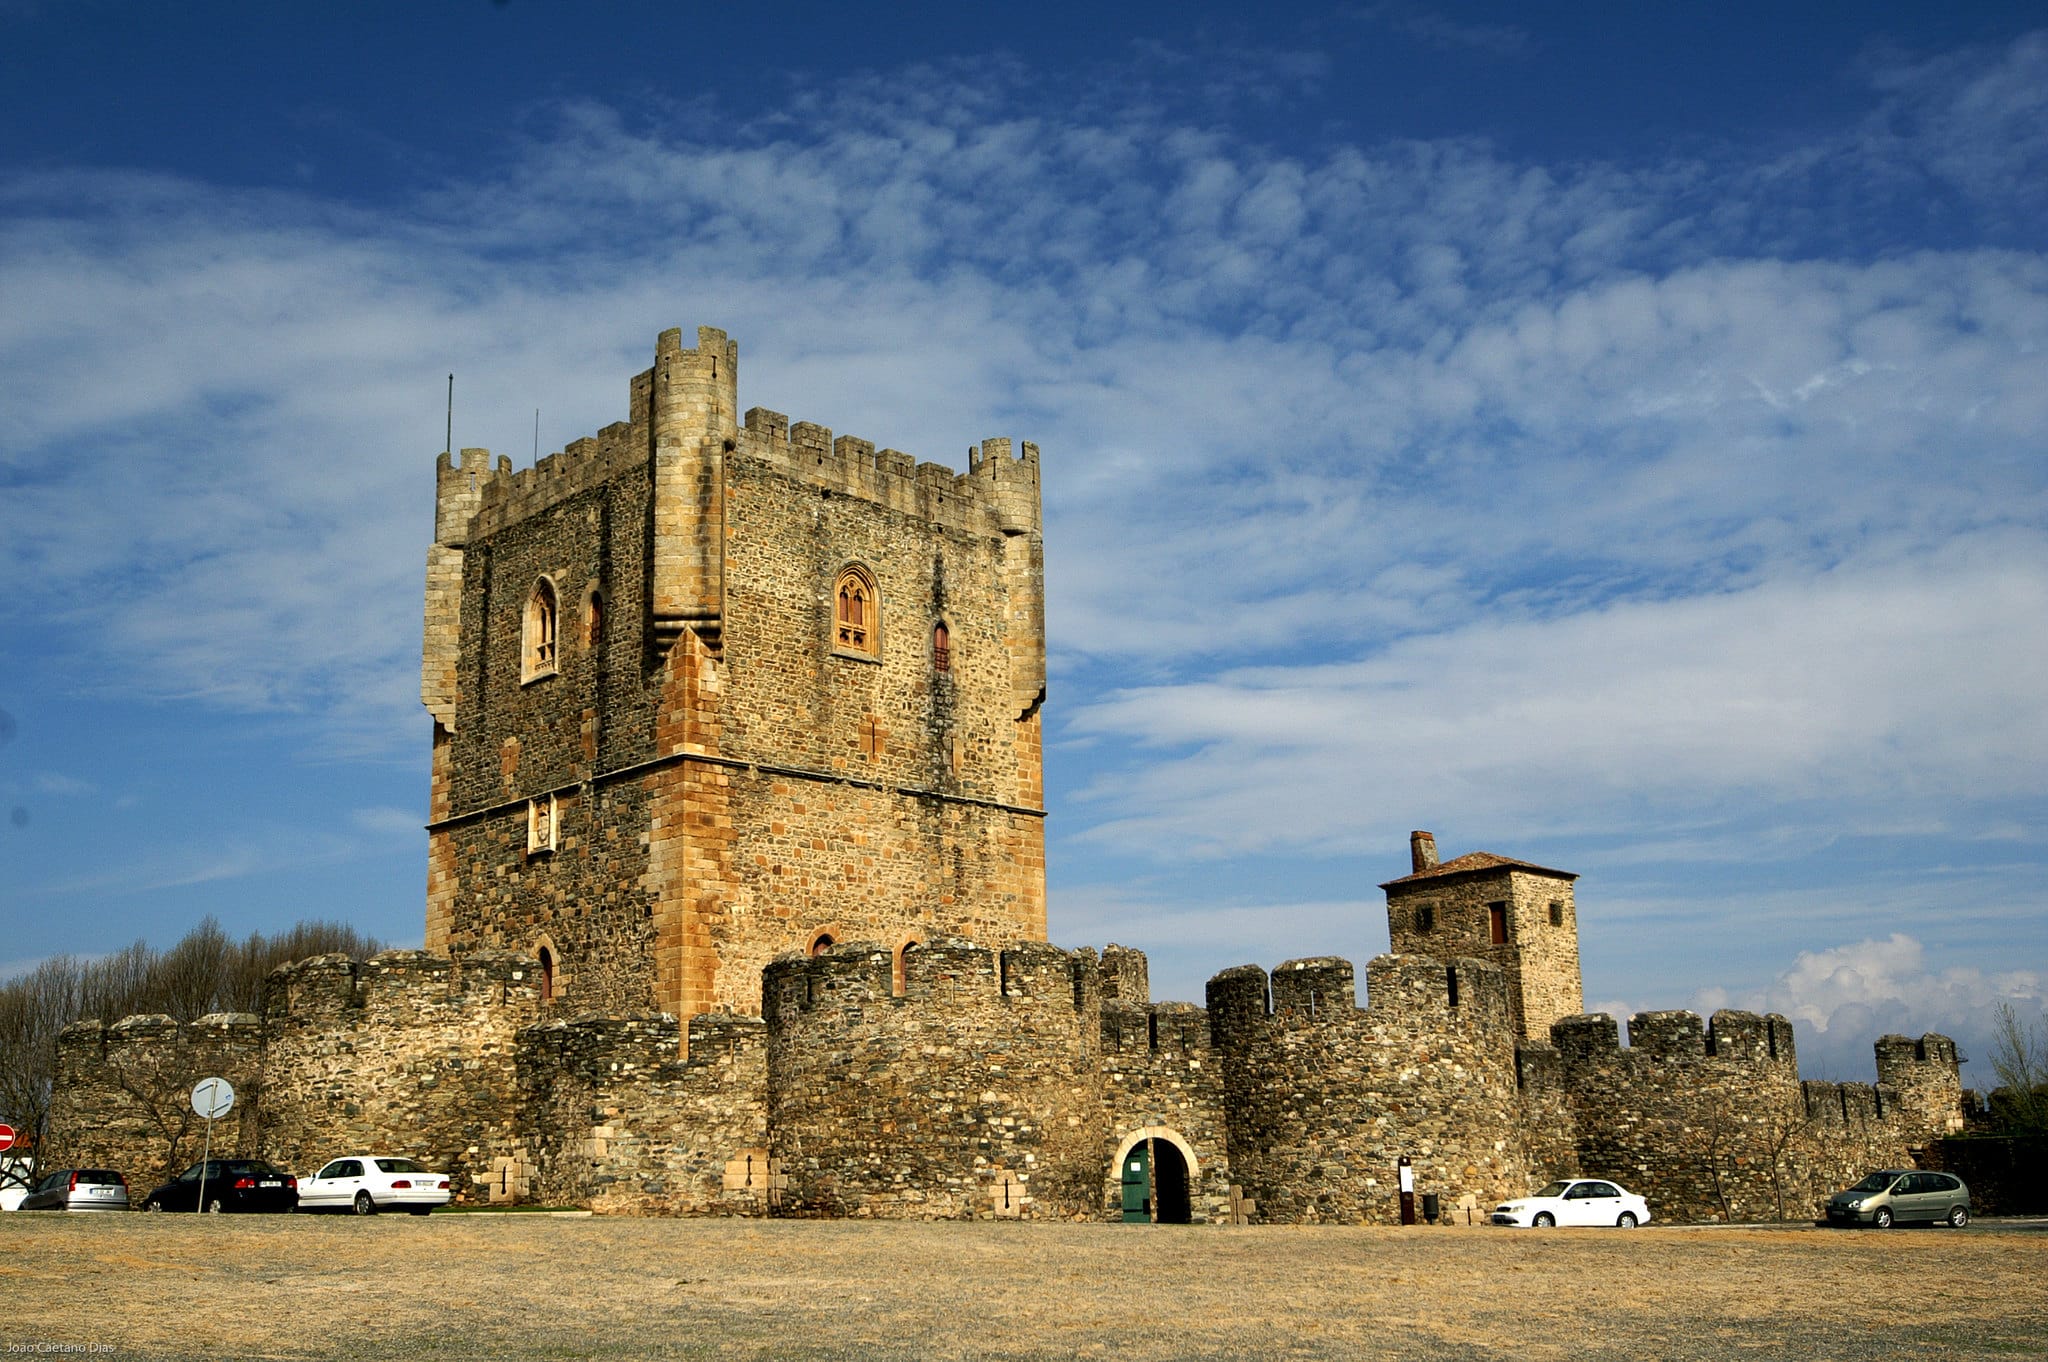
0,917,382,1147
1759,1100,1807,1222
0,956,89,1151
1988,1001,2048,1136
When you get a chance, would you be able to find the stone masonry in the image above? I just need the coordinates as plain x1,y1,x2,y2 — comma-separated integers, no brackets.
422,326,1045,1028
46,326,1968,1226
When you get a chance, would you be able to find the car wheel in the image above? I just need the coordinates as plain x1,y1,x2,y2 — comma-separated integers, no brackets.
353,1191,377,1216
1947,1205,1969,1228
1617,1212,1638,1228
143,1198,163,1213
205,1198,224,1214
1533,1212,1555,1228
1874,1206,1893,1228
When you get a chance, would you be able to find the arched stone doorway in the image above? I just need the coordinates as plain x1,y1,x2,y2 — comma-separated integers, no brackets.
1112,1127,1197,1224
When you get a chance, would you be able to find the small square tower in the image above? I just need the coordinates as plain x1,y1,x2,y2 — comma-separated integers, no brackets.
1380,830,1582,1042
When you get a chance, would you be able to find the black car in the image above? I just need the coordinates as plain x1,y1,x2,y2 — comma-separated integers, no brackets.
142,1159,299,1213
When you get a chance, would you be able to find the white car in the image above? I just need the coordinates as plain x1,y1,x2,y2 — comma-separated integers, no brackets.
1491,1178,1651,1228
298,1155,452,1216
0,1158,35,1211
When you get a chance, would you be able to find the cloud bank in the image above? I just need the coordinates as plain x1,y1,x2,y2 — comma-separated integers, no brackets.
3,30,2044,1072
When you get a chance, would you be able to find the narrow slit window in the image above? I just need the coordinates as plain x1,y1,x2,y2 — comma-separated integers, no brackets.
1488,902,1508,944
932,620,950,673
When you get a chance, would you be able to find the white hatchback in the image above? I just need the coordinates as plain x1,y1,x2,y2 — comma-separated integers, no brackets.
298,1155,452,1216
1491,1178,1651,1228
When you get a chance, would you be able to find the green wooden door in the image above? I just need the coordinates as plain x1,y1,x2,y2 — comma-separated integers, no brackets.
1120,1145,1151,1222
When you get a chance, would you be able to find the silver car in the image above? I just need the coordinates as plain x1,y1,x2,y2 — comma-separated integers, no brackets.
1824,1169,1970,1228
19,1168,130,1212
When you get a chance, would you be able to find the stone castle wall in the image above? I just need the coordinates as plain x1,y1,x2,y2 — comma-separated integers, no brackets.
49,1012,267,1194
763,939,1107,1220
259,951,540,1203
516,1011,770,1215
1548,1009,1807,1223
1543,1009,1962,1223
47,940,1964,1224
1207,954,1538,1225
1099,999,1234,1222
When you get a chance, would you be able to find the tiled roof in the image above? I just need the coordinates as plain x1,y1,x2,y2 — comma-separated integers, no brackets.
1378,851,1578,891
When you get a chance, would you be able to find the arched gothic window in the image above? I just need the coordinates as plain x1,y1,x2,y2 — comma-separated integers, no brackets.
583,587,604,650
932,621,951,673
833,565,878,657
523,577,559,681
538,946,556,1002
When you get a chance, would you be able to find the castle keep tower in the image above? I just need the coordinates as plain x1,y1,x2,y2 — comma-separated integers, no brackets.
421,326,1048,1026
1381,830,1583,1041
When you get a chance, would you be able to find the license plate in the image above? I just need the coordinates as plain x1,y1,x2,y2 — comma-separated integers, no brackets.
260,1181,281,1188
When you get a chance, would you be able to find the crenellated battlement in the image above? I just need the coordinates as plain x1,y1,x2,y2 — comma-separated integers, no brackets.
428,326,1041,551
263,949,541,1024
1873,1032,1967,1136
734,404,1040,539
1207,953,1514,1038
761,936,1105,1219
1802,1079,1897,1128
1547,1007,1797,1070
762,937,1093,1026
1101,1000,1210,1057
56,1011,264,1061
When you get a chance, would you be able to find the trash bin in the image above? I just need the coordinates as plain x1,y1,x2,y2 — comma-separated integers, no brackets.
1421,1192,1440,1223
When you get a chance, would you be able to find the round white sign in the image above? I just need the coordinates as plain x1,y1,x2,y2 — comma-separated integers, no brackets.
191,1077,235,1119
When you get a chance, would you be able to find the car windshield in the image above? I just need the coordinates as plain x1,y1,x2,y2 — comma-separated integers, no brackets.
1850,1172,1900,1193
1532,1182,1571,1199
374,1158,425,1174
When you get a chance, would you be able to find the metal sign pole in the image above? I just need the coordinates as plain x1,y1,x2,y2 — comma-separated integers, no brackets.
196,1113,214,1214
189,1078,235,1214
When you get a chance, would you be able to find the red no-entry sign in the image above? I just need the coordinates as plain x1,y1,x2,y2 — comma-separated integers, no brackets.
0,1124,16,1152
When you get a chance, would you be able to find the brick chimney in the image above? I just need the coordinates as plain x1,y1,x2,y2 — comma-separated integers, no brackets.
1410,830,1439,874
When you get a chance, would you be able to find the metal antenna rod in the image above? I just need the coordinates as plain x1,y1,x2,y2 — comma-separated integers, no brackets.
445,374,454,455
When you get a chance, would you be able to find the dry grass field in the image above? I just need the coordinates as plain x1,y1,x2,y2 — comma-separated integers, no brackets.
1,1214,2043,1360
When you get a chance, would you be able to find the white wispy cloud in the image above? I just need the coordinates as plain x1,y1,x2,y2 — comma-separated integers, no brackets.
2,29,2043,1058
1067,537,2048,856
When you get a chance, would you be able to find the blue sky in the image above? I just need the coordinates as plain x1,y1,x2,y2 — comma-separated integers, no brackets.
3,1,2044,1082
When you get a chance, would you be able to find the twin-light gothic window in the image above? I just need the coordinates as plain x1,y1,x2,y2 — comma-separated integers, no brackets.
522,577,605,684
834,565,877,656
832,564,951,674
523,578,559,682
